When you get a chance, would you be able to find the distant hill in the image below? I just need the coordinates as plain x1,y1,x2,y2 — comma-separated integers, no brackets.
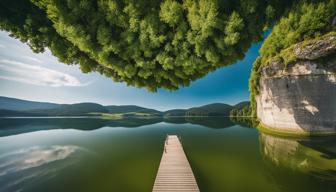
0,96,161,117
233,101,250,109
164,103,234,117
106,105,162,115
0,96,249,117
230,101,251,117
186,103,233,116
29,103,108,116
0,109,43,117
164,109,188,117
0,96,59,111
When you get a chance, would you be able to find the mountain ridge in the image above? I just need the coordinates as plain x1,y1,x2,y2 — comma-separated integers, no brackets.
0,96,59,111
0,96,249,117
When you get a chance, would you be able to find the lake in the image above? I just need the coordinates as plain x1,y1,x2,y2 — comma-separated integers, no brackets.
0,117,335,192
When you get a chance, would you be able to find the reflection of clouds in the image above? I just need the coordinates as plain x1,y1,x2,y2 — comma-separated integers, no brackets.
0,145,78,176
0,145,84,191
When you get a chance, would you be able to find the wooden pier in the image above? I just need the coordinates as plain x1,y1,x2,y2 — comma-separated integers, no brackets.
152,135,200,192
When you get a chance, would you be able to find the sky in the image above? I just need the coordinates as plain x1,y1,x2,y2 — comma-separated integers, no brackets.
0,30,264,110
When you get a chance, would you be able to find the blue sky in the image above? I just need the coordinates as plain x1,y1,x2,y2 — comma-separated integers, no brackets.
0,31,263,110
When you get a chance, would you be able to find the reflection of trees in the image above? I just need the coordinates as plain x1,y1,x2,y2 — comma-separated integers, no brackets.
0,116,243,137
259,132,336,188
0,117,164,137
229,117,258,128
0,118,109,136
164,116,234,129
162,117,187,124
105,117,162,127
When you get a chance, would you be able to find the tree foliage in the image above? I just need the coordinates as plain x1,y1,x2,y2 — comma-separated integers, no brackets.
0,0,292,91
260,0,336,63
230,105,251,117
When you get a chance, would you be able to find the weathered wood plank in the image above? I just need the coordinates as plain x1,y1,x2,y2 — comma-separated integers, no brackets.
152,135,200,192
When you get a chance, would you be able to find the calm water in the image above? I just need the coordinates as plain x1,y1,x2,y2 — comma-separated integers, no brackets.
0,117,335,192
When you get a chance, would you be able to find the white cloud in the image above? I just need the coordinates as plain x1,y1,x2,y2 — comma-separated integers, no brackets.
0,44,5,48
0,59,88,87
23,56,43,63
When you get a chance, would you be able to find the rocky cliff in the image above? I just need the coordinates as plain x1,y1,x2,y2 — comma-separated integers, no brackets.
256,34,336,135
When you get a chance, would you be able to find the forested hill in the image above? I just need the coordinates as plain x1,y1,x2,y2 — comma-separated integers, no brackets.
0,96,59,111
163,102,250,117
0,96,250,117
230,102,251,117
164,109,188,117
185,103,233,116
106,105,162,115
29,103,109,116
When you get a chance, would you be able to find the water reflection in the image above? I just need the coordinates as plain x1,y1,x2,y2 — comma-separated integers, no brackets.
0,117,335,191
260,133,336,180
0,117,236,137
0,145,84,192
165,116,234,128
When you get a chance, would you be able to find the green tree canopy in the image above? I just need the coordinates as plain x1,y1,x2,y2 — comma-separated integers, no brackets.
260,0,336,62
0,0,295,91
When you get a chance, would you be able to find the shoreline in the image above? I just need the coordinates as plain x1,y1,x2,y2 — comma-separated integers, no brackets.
257,122,336,138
